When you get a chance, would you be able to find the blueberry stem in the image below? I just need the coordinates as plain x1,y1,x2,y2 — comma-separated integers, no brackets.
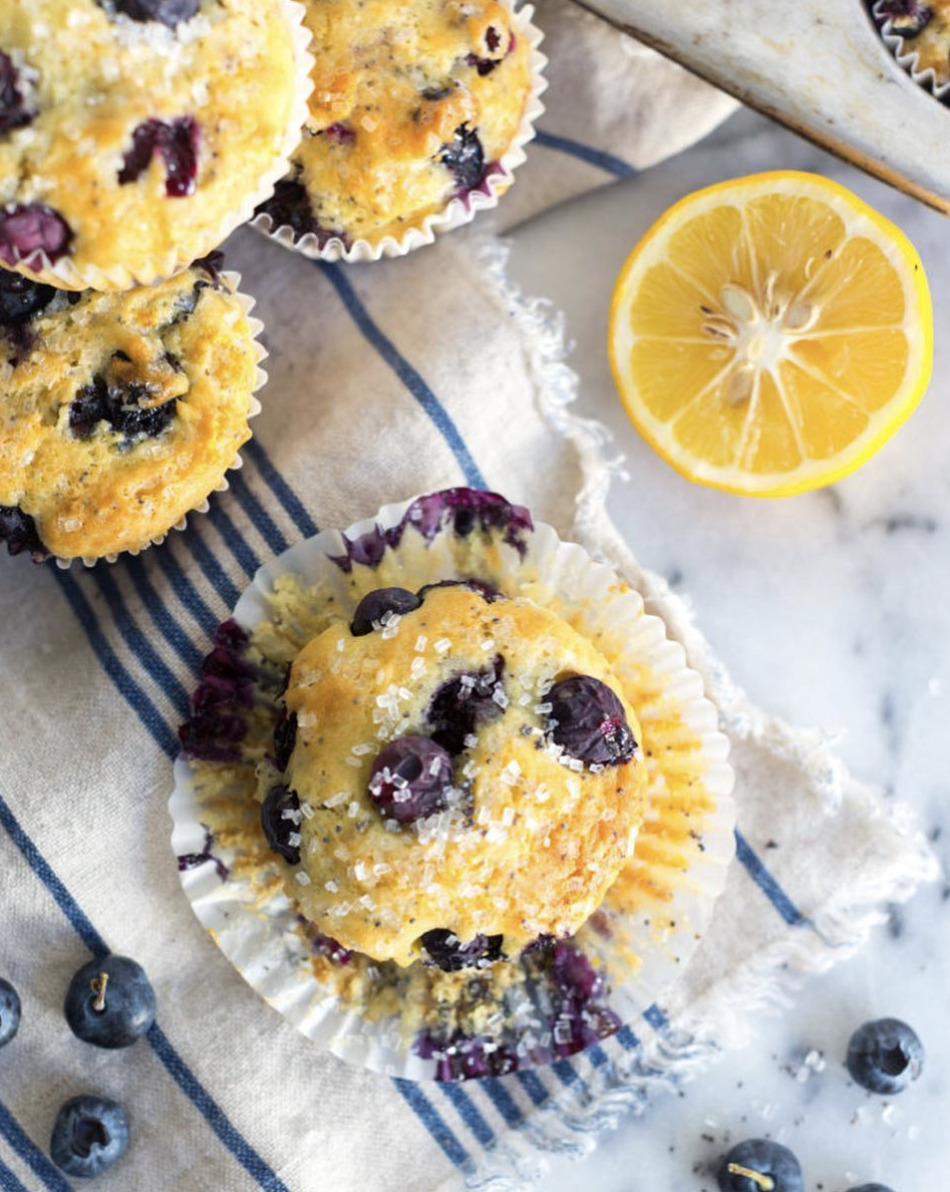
727,1165,774,1191
90,973,108,1014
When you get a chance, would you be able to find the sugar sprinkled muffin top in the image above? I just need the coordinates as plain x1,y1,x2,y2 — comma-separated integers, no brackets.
264,583,646,967
257,0,532,249
0,260,258,561
0,0,302,286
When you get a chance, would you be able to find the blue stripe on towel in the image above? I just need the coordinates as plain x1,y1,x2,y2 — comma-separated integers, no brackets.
439,1085,496,1149
180,529,242,610
533,130,637,179
480,1080,524,1128
122,555,204,674
734,830,807,927
151,547,219,640
516,1071,550,1107
243,438,319,539
392,1081,472,1170
643,1004,668,1032
225,467,289,558
0,1101,72,1192
320,263,487,490
0,1146,32,1192
204,500,260,579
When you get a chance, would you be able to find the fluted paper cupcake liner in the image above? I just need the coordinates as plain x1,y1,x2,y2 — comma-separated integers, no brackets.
872,1,950,99
251,3,547,263
170,490,735,1080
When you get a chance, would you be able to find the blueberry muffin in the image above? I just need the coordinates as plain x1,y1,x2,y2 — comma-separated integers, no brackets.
258,582,646,968
255,0,535,252
873,2,950,85
0,259,259,563
0,0,307,289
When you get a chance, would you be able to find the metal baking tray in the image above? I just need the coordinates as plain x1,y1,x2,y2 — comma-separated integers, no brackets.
575,0,950,215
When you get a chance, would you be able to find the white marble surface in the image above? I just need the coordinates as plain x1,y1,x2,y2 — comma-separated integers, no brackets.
505,109,950,1191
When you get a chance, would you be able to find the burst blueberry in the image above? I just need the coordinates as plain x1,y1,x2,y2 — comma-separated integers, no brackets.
256,179,349,249
69,374,177,442
0,978,20,1047
119,117,200,198
846,1017,924,1094
260,785,301,864
65,955,156,1049
428,656,505,755
350,587,422,636
0,270,56,324
0,505,45,558
368,735,453,823
718,1139,804,1192
548,674,636,767
420,929,504,971
440,126,486,194
0,203,72,267
0,51,31,135
112,0,201,28
416,578,499,603
50,1096,129,1179
273,709,298,771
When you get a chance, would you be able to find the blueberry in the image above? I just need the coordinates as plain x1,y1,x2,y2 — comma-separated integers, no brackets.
420,929,504,971
718,1139,804,1192
875,1,933,36
119,117,200,198
255,178,349,249
368,735,453,824
0,505,46,558
416,578,499,603
428,656,506,755
64,956,156,1049
0,270,56,324
0,50,31,135
260,785,301,864
847,1018,924,1094
350,587,422,636
845,1185,897,1192
50,1095,129,1179
0,978,21,1047
112,0,201,28
547,674,636,767
439,126,486,194
273,709,298,770
69,374,176,443
0,203,72,268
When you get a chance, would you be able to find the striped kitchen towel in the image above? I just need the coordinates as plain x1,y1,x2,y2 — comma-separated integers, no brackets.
0,8,933,1192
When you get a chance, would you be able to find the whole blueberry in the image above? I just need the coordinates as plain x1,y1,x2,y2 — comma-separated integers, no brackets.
260,785,301,864
428,656,506,755
847,1018,924,1094
0,505,46,558
548,674,636,767
112,0,201,28
718,1139,804,1192
0,978,21,1047
50,1095,129,1179
420,929,504,971
64,956,156,1049
350,587,422,636
368,735,453,824
0,270,56,324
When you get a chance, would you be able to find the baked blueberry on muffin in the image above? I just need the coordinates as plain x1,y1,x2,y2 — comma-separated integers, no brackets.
873,2,950,86
258,582,646,967
0,260,259,563
0,0,308,288
255,0,535,252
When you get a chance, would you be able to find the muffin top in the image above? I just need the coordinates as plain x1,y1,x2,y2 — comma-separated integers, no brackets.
875,2,950,83
267,583,646,967
0,0,302,287
0,260,258,561
257,0,532,248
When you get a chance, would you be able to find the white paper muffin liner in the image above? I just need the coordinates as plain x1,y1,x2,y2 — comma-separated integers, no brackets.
872,1,950,98
14,269,269,569
3,0,314,292
251,3,547,263
169,491,736,1081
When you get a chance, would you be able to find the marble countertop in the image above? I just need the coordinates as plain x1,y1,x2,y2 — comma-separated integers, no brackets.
506,109,949,1191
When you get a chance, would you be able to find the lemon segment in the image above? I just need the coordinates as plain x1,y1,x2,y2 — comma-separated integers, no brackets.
608,171,933,497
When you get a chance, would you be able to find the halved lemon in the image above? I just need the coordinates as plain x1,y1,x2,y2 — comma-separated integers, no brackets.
608,171,933,496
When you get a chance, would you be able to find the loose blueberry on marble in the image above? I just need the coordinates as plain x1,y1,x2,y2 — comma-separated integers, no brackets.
69,374,177,442
0,270,56,324
368,735,453,823
874,1,934,36
50,1095,129,1179
0,978,21,1047
0,203,72,267
846,1017,924,1094
0,505,45,558
420,929,504,971
119,117,200,198
548,674,636,766
428,656,506,755
260,785,301,864
65,956,156,1049
255,179,349,249
350,587,422,636
112,0,201,28
416,578,499,603
718,1139,804,1192
0,51,31,135
440,125,486,193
